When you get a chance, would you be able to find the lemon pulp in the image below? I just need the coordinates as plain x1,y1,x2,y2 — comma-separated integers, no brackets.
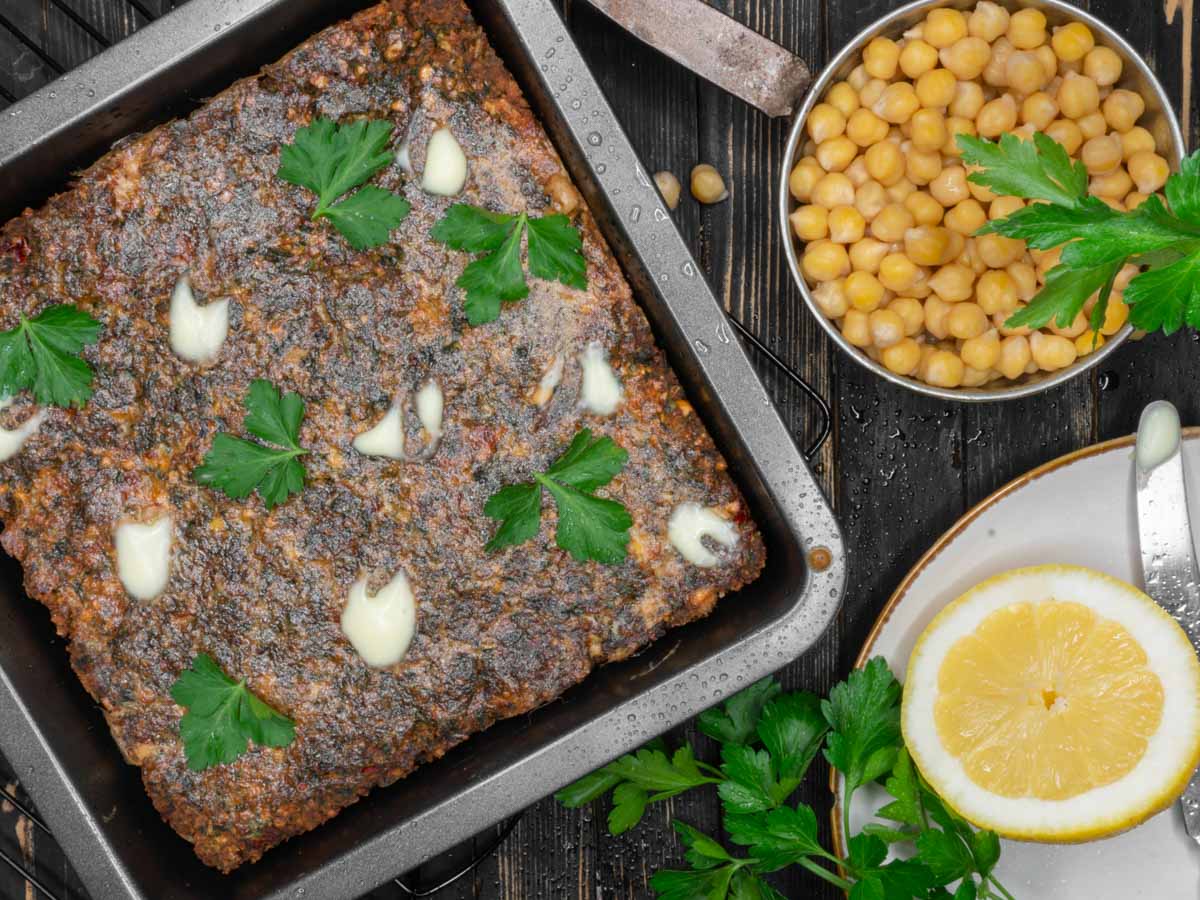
934,599,1164,801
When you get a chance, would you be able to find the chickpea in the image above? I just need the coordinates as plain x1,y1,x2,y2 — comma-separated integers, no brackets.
976,94,1019,137
943,116,978,156
1125,190,1150,210
975,269,1019,315
907,148,944,185
845,270,886,311
949,81,986,119
1052,22,1095,62
1030,331,1077,371
847,64,870,90
983,36,1015,87
807,103,847,143
997,335,1032,379
869,308,906,348
989,195,1024,219
1035,45,1059,81
925,8,968,48
874,82,922,124
846,108,890,146
1084,46,1123,86
1049,310,1088,338
855,180,888,219
1074,330,1105,355
905,190,945,226
1019,91,1058,130
882,337,923,375
924,349,966,387
941,37,992,81
964,165,997,203
864,37,901,79
905,225,954,266
1007,261,1038,301
654,171,682,210
886,177,917,203
947,302,989,339
817,136,858,172
789,158,824,201
845,156,871,187
841,308,873,347
871,203,916,242
944,198,987,235
1114,264,1139,290
1008,8,1047,49
864,140,905,186
1081,134,1122,174
1101,296,1130,335
1090,167,1133,198
1032,246,1062,279
812,172,856,207
1057,72,1100,119
1121,126,1157,161
961,328,1001,369
849,237,891,273
828,205,867,243
888,296,926,335
1103,89,1145,132
968,1,1010,42
827,82,860,119
1006,51,1047,95
1045,119,1084,155
980,233,1027,268
924,295,953,339
929,166,970,206
690,164,728,203
790,205,828,241
907,109,947,154
1128,151,1170,193
1076,111,1108,141
930,263,977,302
803,240,850,281
900,39,939,79
879,253,923,293
812,279,850,318
956,237,987,274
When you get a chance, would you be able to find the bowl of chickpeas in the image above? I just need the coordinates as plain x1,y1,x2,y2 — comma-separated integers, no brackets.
780,0,1185,399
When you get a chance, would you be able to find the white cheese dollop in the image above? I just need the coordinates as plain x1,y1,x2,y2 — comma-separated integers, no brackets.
415,380,443,441
353,405,406,459
169,274,229,364
115,515,173,600
421,127,468,196
0,399,46,462
580,342,623,415
667,503,739,568
532,355,564,406
341,571,417,667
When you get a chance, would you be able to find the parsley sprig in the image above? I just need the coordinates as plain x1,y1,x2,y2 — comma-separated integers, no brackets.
959,133,1200,336
193,379,308,509
431,203,587,325
277,117,411,250
0,304,102,408
484,427,631,564
170,653,295,771
558,658,1015,900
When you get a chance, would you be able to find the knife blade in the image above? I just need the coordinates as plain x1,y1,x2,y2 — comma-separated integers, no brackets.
1135,399,1200,844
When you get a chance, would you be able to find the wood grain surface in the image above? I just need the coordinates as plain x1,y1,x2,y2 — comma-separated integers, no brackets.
1,0,1198,897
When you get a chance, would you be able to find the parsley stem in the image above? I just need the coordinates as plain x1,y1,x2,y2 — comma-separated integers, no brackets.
796,857,853,891
841,786,854,862
988,875,1017,900
695,760,724,779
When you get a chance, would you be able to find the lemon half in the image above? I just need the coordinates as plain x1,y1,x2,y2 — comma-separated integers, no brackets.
902,564,1200,842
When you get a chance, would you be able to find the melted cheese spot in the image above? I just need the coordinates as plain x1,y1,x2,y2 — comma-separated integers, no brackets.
415,380,443,440
421,127,468,196
580,342,623,415
353,405,405,459
667,503,738,568
341,571,417,667
169,274,229,364
532,355,564,406
115,516,173,599
0,400,46,462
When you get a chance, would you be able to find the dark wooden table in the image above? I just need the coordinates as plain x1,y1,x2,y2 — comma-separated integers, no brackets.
2,0,1198,897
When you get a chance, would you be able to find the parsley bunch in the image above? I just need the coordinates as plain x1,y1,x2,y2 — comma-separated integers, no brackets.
558,659,1014,900
277,117,411,250
432,203,587,325
960,133,1200,336
0,304,102,408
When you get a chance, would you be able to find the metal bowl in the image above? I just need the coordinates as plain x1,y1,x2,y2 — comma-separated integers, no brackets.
779,0,1187,402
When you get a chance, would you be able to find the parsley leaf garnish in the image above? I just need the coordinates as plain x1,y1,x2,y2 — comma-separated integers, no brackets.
960,133,1200,335
193,379,308,509
0,304,101,408
277,117,411,250
170,653,295,771
556,658,1013,900
432,203,587,325
483,428,631,564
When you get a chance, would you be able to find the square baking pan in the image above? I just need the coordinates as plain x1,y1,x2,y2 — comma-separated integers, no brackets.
0,1,846,897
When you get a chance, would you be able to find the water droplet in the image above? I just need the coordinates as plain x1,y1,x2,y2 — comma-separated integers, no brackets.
213,23,221,31
659,273,669,283
652,207,668,222
629,205,642,223
715,321,732,344
596,163,607,174
634,165,651,188
586,131,602,146
694,340,710,354
570,98,582,109
544,47,556,59
1098,370,1119,391
48,91,56,99
86,89,95,97
681,261,696,278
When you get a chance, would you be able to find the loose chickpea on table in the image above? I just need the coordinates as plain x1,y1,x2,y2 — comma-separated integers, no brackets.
787,1,1171,390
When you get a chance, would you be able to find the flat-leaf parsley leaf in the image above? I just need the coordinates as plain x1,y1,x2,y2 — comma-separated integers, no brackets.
432,203,587,325
484,428,631,564
194,379,308,509
277,117,411,250
170,653,295,770
0,304,102,408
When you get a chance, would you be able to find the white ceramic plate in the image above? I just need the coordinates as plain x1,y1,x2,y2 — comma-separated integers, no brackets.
836,432,1200,899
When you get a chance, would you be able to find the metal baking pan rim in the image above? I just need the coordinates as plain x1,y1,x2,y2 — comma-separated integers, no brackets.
0,1,847,898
